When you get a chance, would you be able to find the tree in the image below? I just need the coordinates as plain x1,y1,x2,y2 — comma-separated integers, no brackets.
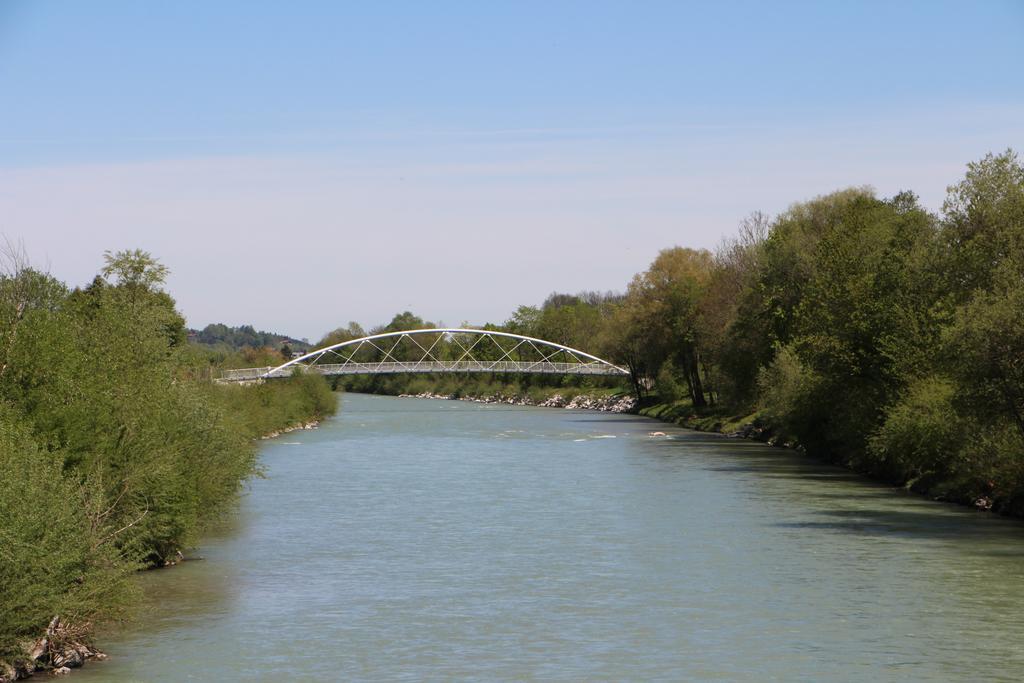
942,281,1024,437
318,322,367,348
101,248,169,290
619,247,714,406
96,249,185,348
383,311,431,333
597,300,650,400
941,149,1024,296
744,189,939,462
939,149,1024,440
0,241,67,380
504,305,541,336
703,212,770,406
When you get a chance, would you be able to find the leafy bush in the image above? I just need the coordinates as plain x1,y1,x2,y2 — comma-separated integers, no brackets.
868,376,963,484
756,346,819,443
654,359,688,402
207,373,337,440
0,251,338,664
0,405,131,660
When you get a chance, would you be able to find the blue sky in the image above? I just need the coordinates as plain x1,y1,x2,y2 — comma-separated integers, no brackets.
1,1,1022,339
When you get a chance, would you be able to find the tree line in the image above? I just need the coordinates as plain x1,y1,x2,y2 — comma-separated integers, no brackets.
191,323,310,354
606,150,1023,514
331,150,1023,514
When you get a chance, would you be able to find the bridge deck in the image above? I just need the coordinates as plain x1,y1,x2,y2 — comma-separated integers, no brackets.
219,360,628,382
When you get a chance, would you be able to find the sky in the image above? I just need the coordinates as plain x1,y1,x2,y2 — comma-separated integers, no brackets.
1,1,1022,341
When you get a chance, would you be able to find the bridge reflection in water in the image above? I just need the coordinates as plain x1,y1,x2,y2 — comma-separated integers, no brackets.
218,328,629,383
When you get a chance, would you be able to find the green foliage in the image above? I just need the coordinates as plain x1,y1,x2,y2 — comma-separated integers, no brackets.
957,424,1024,513
940,149,1024,295
605,149,1022,511
0,405,132,660
770,191,938,459
655,359,688,403
868,376,964,484
943,280,1024,435
704,213,770,408
208,373,337,440
0,251,338,663
101,249,169,290
317,321,367,348
193,322,309,353
755,345,819,443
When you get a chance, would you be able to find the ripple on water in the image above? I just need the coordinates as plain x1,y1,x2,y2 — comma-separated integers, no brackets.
78,393,1024,682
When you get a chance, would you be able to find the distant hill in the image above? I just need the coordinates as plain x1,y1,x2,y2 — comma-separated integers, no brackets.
189,323,311,352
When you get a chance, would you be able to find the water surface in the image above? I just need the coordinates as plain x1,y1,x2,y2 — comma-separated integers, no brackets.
79,393,1024,681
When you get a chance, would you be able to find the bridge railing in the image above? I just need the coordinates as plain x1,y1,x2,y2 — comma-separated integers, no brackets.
218,366,276,382
218,360,627,382
289,360,624,376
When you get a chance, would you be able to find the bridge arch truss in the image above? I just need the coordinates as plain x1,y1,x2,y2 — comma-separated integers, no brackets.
219,328,629,382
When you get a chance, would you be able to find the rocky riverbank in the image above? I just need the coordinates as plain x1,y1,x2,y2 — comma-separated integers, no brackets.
259,419,321,440
0,618,105,682
398,391,637,413
639,401,1004,514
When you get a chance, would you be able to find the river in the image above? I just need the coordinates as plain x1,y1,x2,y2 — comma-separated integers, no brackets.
77,393,1024,681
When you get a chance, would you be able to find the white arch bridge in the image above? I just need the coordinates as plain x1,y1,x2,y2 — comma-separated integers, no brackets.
218,328,629,383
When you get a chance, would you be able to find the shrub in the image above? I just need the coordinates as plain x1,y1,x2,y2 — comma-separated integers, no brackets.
868,376,963,484
756,345,819,440
655,359,689,403
0,405,132,660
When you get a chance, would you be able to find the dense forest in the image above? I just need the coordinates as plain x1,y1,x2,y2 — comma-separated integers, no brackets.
0,251,335,675
330,150,1023,515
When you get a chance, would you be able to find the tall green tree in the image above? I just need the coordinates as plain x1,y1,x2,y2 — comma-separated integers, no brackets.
731,189,941,464
618,247,714,406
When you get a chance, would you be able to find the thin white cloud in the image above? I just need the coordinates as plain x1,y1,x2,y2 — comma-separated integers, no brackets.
3,106,1020,339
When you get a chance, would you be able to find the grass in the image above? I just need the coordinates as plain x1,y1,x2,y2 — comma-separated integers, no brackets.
638,397,760,435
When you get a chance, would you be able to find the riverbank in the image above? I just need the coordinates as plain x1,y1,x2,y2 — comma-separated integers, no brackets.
398,390,637,412
397,388,1006,516
0,379,337,683
259,419,321,440
637,398,1012,517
